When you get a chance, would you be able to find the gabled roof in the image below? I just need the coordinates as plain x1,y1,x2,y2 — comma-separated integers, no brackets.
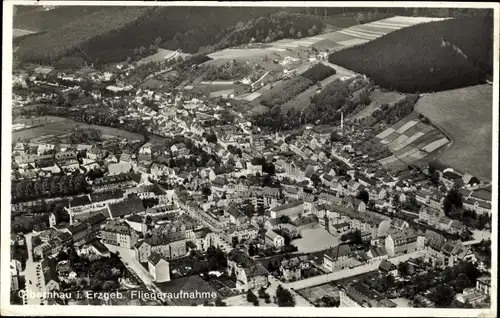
70,195,91,207
379,259,396,272
148,252,167,266
108,199,145,218
326,244,353,260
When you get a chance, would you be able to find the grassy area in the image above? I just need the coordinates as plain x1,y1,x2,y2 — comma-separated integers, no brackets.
350,89,405,120
415,84,493,180
12,117,145,143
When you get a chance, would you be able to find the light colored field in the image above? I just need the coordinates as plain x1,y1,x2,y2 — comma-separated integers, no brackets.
137,49,189,65
291,228,339,253
376,127,396,139
422,137,449,153
396,120,418,134
415,84,492,180
13,28,38,38
392,132,425,151
12,116,145,143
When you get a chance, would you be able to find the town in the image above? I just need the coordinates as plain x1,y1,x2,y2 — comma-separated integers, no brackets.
9,5,493,310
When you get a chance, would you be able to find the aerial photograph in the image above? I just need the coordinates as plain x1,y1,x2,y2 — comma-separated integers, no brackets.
6,3,495,311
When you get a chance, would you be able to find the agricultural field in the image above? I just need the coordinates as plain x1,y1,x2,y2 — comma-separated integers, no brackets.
12,117,145,143
375,113,450,172
414,84,493,181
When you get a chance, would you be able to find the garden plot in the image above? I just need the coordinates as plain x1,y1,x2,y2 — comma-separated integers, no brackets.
297,284,340,304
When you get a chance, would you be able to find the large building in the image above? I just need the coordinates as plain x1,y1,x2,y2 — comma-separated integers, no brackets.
101,220,138,249
270,200,304,219
227,249,268,292
384,229,425,257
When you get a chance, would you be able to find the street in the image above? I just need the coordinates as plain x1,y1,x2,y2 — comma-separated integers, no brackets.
22,233,45,306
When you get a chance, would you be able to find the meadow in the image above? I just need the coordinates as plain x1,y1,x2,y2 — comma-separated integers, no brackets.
415,84,493,180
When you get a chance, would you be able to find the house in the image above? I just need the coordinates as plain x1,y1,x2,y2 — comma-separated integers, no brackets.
265,230,285,249
225,205,247,226
323,244,357,272
270,201,304,219
280,256,311,282
101,220,138,249
227,250,268,292
108,198,145,220
340,281,397,308
378,260,398,277
367,246,388,263
148,252,171,283
440,241,476,267
441,170,464,189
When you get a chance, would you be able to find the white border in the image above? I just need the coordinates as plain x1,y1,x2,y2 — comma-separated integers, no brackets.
2,1,498,317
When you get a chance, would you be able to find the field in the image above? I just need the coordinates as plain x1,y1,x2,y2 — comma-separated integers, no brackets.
375,113,450,172
350,89,405,120
13,29,38,38
12,117,145,143
328,16,493,93
291,228,339,253
414,84,493,181
137,49,190,66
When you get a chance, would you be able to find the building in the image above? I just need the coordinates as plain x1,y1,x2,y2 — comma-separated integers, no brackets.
227,249,268,292
384,229,425,257
323,244,357,272
328,222,351,237
340,282,397,308
66,213,107,246
270,201,304,219
476,276,491,296
41,258,60,291
378,259,398,277
265,230,285,249
101,220,138,249
280,256,311,282
108,198,146,220
148,252,171,283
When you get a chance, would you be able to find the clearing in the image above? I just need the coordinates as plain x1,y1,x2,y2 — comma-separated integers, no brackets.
12,116,145,143
415,84,493,181
291,228,339,253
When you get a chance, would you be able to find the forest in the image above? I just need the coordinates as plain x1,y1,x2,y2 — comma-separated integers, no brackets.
328,16,493,93
301,63,336,83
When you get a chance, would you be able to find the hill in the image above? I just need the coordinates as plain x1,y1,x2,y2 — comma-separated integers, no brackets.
14,7,285,66
328,16,493,93
414,85,492,181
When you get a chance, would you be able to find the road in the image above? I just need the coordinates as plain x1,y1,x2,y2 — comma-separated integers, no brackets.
22,233,45,306
285,250,426,290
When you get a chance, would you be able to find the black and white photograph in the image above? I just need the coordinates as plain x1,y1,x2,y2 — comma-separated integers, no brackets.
2,1,498,316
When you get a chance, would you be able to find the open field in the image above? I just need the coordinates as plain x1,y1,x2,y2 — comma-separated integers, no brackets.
13,29,39,38
137,49,190,65
350,89,405,120
415,84,493,180
12,116,145,143
291,228,339,253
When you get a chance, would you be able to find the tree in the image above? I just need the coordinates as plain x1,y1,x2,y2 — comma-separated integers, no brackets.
215,297,227,306
430,170,440,185
398,262,410,277
357,189,369,204
202,187,211,197
154,37,163,46
231,236,239,248
247,290,258,303
275,285,295,307
320,295,340,307
296,31,302,39
280,215,291,224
